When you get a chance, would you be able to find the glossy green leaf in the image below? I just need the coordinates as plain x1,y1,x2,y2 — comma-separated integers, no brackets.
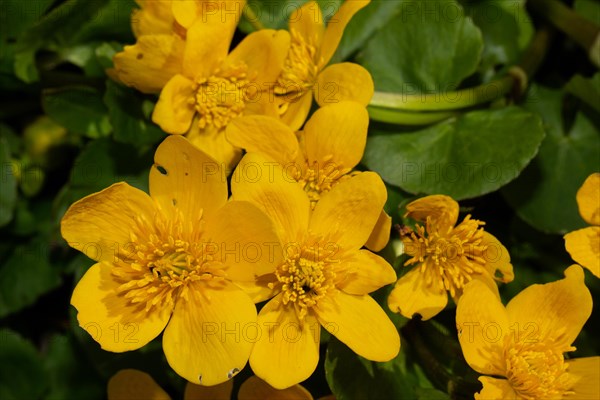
502,85,600,233
103,80,165,146
0,238,61,318
566,73,600,113
0,329,48,400
363,107,545,200
0,136,17,227
359,0,484,93
42,87,112,139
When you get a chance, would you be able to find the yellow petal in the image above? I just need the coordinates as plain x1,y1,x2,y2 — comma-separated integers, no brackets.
172,0,246,29
364,210,392,252
71,263,173,352
205,200,282,281
303,101,368,170
108,369,171,400
315,63,374,107
163,280,256,386
480,232,514,283
149,135,227,222
182,13,238,77
171,0,200,29
319,0,370,65
405,195,459,228
233,279,279,304
310,172,386,251
238,376,313,400
279,92,314,131
505,265,593,350
315,291,399,361
61,182,156,263
132,1,175,37
567,356,600,400
186,123,243,172
226,115,300,166
475,377,518,400
112,35,185,94
223,29,291,83
565,227,600,278
455,280,508,376
576,172,600,225
335,250,396,295
387,267,448,321
249,295,320,389
289,1,324,45
231,153,310,243
184,380,233,400
152,74,195,134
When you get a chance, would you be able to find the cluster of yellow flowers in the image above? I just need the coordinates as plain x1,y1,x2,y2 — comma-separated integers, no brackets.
61,1,598,398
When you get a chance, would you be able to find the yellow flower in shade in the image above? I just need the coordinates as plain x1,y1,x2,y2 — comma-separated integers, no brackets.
61,136,281,386
456,265,599,399
275,0,374,130
151,26,290,169
226,101,391,251
387,195,514,320
113,1,246,94
231,154,400,389
564,173,600,278
107,369,314,400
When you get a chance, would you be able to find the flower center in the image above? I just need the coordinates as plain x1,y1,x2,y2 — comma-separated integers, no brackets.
275,29,320,99
294,158,351,207
111,210,225,314
402,215,488,297
505,339,575,399
193,64,250,130
272,239,338,320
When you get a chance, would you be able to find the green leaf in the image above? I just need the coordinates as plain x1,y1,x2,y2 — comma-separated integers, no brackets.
0,329,48,400
43,335,104,400
359,0,483,93
0,136,17,227
0,238,61,318
69,0,136,44
103,80,166,146
502,85,600,233
239,0,342,32
575,0,600,26
42,87,112,139
363,107,545,200
566,73,600,113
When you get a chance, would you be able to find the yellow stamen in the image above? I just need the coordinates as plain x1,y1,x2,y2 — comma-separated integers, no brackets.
294,156,352,207
402,215,488,297
275,29,320,99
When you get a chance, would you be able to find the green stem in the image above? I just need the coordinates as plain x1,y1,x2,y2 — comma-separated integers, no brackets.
528,0,600,67
242,3,266,31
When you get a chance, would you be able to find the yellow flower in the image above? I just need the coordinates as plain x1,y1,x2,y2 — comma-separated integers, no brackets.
226,101,391,251
275,0,374,130
231,154,400,389
387,195,514,320
107,369,314,400
564,173,600,278
456,265,599,399
113,1,246,94
151,26,290,169
61,136,280,386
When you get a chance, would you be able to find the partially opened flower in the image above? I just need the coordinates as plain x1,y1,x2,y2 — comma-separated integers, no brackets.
62,136,279,386
113,1,246,94
456,265,599,399
275,0,374,129
564,173,600,278
387,195,514,320
226,101,391,251
152,27,289,169
231,153,400,389
107,369,314,400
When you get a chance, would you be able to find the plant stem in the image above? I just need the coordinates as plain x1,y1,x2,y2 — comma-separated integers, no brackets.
368,107,457,125
528,0,600,67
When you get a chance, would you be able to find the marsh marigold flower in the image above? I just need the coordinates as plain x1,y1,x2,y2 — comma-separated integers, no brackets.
108,369,314,400
113,1,246,94
388,195,514,320
62,136,280,386
456,265,599,399
226,101,391,251
275,0,374,129
564,173,600,278
230,153,400,389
